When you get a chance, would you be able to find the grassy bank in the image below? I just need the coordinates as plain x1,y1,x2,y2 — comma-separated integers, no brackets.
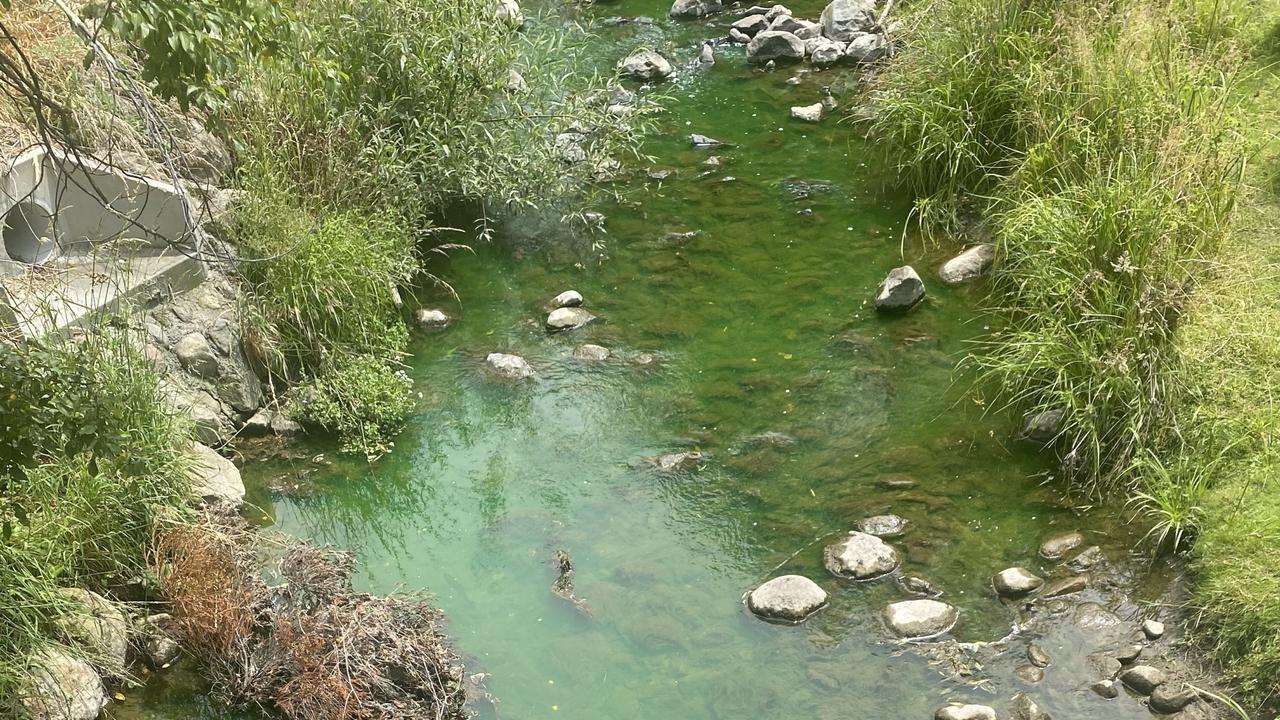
872,0,1280,705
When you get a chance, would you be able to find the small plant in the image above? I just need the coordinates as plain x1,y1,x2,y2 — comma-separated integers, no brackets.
1126,450,1221,552
290,355,416,460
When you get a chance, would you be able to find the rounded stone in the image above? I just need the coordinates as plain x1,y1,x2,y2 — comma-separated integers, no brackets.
618,50,673,80
874,265,925,312
746,575,828,622
1027,642,1051,668
415,308,450,328
1091,679,1120,699
20,648,107,720
992,567,1044,597
186,442,246,507
823,531,899,579
1150,684,1198,713
938,244,995,285
551,290,584,308
572,344,611,361
1014,665,1044,684
884,599,959,639
1118,664,1166,695
546,307,596,331
856,514,910,538
1073,602,1122,630
1142,619,1166,640
1039,574,1088,598
55,589,129,670
1009,693,1049,720
485,352,535,379
1039,530,1085,560
934,704,996,720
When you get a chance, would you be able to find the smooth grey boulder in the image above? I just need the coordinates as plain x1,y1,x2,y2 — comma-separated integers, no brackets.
175,332,219,379
1022,408,1065,445
573,344,612,361
746,30,806,64
939,244,995,285
1143,619,1166,640
415,307,450,328
790,103,823,122
845,32,889,62
806,37,845,65
619,50,673,80
1119,665,1166,695
546,307,596,331
746,575,828,622
1150,684,1198,713
551,290,584,308
885,599,959,638
856,514,910,538
824,531,899,579
55,589,129,672
732,13,769,36
187,442,245,506
820,0,877,41
992,567,1044,597
485,352,535,379
1009,693,1050,720
1039,530,1085,560
20,649,107,720
934,704,994,720
874,265,925,312
670,0,722,18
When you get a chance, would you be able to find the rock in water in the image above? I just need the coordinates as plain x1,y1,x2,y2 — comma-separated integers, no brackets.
823,531,899,579
845,32,889,62
20,649,107,720
1022,408,1066,445
699,41,716,65
885,599,959,638
874,265,925,312
415,308,450,328
732,13,769,36
55,589,129,671
1119,665,1166,695
791,103,823,122
806,37,845,66
856,514,910,538
1091,680,1120,699
573,344,612,361
992,567,1044,597
746,30,806,64
1027,643,1052,667
1039,530,1085,560
1040,574,1088,598
187,442,246,506
485,352,535,379
546,307,596,331
939,244,995,285
691,133,726,147
934,706,996,720
747,575,828,622
1009,693,1050,720
619,50,673,80
551,290,584,308
141,613,182,668
820,0,877,41
669,0,722,18
648,451,706,472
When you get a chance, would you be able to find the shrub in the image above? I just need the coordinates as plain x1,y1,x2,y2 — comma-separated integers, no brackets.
290,355,416,459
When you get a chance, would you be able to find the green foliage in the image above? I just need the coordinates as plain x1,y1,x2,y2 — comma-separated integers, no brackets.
0,328,192,700
101,0,286,111
291,355,416,459
877,0,1246,490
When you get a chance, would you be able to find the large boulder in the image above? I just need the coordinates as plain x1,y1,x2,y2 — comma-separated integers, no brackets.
874,265,925,312
174,332,219,379
746,575,828,622
823,531,899,579
186,442,245,506
670,0,722,18
546,307,596,331
992,567,1044,597
619,50,673,80
732,14,770,36
746,31,806,64
806,37,846,66
844,32,889,62
55,589,129,672
19,649,107,720
885,599,959,638
820,0,877,41
485,353,535,379
938,244,995,285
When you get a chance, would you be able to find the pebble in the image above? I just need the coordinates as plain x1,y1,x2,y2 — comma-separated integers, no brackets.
1027,643,1051,668
1039,530,1085,560
1143,619,1166,640
1118,664,1166,695
1091,679,1120,699
1014,665,1044,684
992,567,1045,597
1150,684,1199,713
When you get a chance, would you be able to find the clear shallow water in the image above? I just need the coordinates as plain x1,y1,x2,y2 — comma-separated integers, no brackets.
118,2,1178,718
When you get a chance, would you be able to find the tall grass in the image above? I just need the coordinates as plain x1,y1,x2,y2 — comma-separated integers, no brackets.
874,0,1246,491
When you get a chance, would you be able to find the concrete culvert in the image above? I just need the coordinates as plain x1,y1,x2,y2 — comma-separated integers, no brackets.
3,201,58,264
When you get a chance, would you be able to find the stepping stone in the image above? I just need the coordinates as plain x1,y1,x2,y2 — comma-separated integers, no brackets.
823,531,899,579
746,575,828,622
884,599,958,639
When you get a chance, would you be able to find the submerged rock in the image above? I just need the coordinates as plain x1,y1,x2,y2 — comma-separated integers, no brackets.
619,50,673,80
1015,665,1045,684
992,567,1044,597
897,575,943,598
669,0,722,18
546,307,596,331
551,290,584,308
1119,665,1166,695
747,574,828,622
885,599,959,638
1067,545,1105,571
1039,574,1088,598
746,30,806,64
790,102,823,122
1092,679,1120,698
415,308,450,328
1074,602,1121,630
856,514,910,538
485,352,535,379
691,133,726,147
1009,693,1050,720
20,649,107,720
938,244,995,285
648,451,706,472
187,442,246,506
573,344,611,361
874,265,925,312
1027,642,1052,667
1039,530,1085,560
820,0,877,42
823,531,899,579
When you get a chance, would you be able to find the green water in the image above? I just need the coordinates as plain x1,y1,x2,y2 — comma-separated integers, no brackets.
121,2,1179,718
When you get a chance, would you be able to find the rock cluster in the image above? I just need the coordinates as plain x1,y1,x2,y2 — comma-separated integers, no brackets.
546,290,597,331
730,0,892,69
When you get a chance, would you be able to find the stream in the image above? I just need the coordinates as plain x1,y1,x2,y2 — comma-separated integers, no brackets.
120,1,1183,718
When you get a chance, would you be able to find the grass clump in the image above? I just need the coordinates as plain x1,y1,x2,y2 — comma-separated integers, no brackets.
290,356,416,459
0,328,192,702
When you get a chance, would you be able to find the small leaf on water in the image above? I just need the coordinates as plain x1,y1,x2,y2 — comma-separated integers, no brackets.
114,693,126,701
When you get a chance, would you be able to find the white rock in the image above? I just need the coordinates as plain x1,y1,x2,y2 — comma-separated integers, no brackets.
186,442,245,506
485,352,535,379
573,344,611,361
415,308,450,328
546,306,596,331
884,599,959,638
938,244,995,285
552,290,584,308
747,575,828,622
20,649,107,720
790,103,823,122
746,30,806,64
806,37,846,65
669,0,722,18
619,50,674,80
935,704,997,720
1143,619,1166,640
845,31,889,62
823,531,899,579
495,0,523,27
